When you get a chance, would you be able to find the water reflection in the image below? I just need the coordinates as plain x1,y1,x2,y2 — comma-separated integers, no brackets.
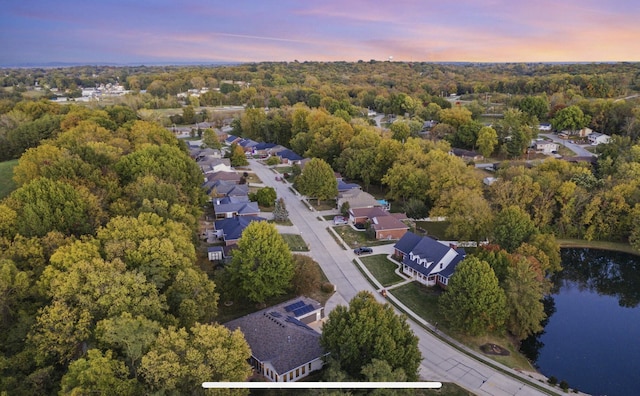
521,248,640,396
554,248,640,308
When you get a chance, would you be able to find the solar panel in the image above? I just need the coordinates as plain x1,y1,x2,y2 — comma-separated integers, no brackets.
293,304,315,317
284,300,305,312
285,316,312,329
269,311,282,318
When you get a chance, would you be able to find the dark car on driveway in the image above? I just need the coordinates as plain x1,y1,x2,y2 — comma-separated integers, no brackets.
354,247,373,255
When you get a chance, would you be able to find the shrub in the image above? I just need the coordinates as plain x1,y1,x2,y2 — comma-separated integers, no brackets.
548,376,558,385
559,380,569,392
321,282,335,293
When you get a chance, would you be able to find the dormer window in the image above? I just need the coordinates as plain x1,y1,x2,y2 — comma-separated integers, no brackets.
439,263,443,269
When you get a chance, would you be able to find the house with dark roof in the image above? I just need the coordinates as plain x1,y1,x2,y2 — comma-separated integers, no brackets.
225,135,242,145
205,170,241,184
203,180,249,198
224,297,327,382
276,149,304,164
394,232,466,288
349,207,408,240
214,216,266,245
213,200,260,219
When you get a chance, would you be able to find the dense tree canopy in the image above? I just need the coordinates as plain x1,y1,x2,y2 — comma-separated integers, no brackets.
320,291,422,381
228,221,294,304
439,257,507,336
294,157,338,204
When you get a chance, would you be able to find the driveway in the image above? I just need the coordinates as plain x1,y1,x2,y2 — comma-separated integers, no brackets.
540,133,595,157
248,159,563,395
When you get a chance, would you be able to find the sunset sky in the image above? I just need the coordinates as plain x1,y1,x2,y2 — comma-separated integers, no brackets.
1,0,639,66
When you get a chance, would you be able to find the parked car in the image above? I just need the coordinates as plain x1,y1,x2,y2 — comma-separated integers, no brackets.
333,216,348,225
354,247,373,255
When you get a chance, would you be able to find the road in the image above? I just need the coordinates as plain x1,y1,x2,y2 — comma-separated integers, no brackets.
539,133,595,157
249,159,566,396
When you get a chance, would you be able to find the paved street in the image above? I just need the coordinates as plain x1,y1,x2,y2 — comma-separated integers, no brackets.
248,159,566,395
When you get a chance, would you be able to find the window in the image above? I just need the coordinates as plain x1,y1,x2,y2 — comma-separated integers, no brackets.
296,368,300,378
302,366,306,375
289,372,293,380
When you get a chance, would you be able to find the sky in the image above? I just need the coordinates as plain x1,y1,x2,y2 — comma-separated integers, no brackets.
1,0,639,66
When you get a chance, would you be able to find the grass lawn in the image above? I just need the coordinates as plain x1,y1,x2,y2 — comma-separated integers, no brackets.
413,220,451,240
0,159,18,199
557,238,640,255
359,254,404,287
308,199,336,211
274,166,293,174
281,233,309,252
389,282,535,371
333,225,396,248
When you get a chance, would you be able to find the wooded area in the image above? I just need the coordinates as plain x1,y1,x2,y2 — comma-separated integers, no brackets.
2,61,640,393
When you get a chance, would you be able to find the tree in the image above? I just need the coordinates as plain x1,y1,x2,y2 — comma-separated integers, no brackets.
228,221,294,304
476,126,498,158
59,349,140,396
430,186,493,243
320,291,421,381
95,313,161,375
6,177,103,238
227,142,248,167
291,254,322,296
250,186,277,207
438,106,472,129
551,105,590,133
139,323,251,395
295,158,338,205
202,128,221,149
439,256,507,336
272,197,289,223
503,256,547,340
402,198,429,219
492,206,538,252
518,96,549,120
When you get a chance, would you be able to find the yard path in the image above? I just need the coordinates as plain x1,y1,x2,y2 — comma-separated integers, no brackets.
248,158,566,396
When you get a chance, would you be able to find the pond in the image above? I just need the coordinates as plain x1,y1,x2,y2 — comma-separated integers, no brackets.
521,248,640,396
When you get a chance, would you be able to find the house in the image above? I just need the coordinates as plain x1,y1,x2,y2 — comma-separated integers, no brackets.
588,132,611,146
535,141,559,154
349,206,389,224
538,123,552,131
198,158,233,174
450,148,483,162
577,127,593,138
349,207,408,240
337,179,361,193
370,213,409,240
203,180,249,198
394,232,466,288
214,216,266,245
336,189,381,211
213,199,260,219
225,135,242,146
276,149,304,165
205,171,242,184
238,138,260,153
224,297,327,382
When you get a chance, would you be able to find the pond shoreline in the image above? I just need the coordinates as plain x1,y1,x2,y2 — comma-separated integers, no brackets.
557,238,639,256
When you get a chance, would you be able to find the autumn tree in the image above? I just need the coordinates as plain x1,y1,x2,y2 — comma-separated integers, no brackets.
320,291,421,381
492,205,538,252
291,254,323,296
503,256,548,340
59,349,140,396
6,177,103,238
439,257,507,336
227,142,248,167
250,186,277,207
294,158,338,205
551,105,590,133
228,221,294,304
476,126,498,158
139,323,252,395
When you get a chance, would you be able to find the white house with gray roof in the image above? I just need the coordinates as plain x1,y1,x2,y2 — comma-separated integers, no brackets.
224,297,327,382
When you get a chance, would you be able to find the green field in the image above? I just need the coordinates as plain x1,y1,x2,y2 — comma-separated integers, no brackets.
0,160,18,199
281,233,309,251
359,254,404,287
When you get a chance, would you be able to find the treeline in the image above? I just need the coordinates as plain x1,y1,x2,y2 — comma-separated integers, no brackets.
0,107,257,394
